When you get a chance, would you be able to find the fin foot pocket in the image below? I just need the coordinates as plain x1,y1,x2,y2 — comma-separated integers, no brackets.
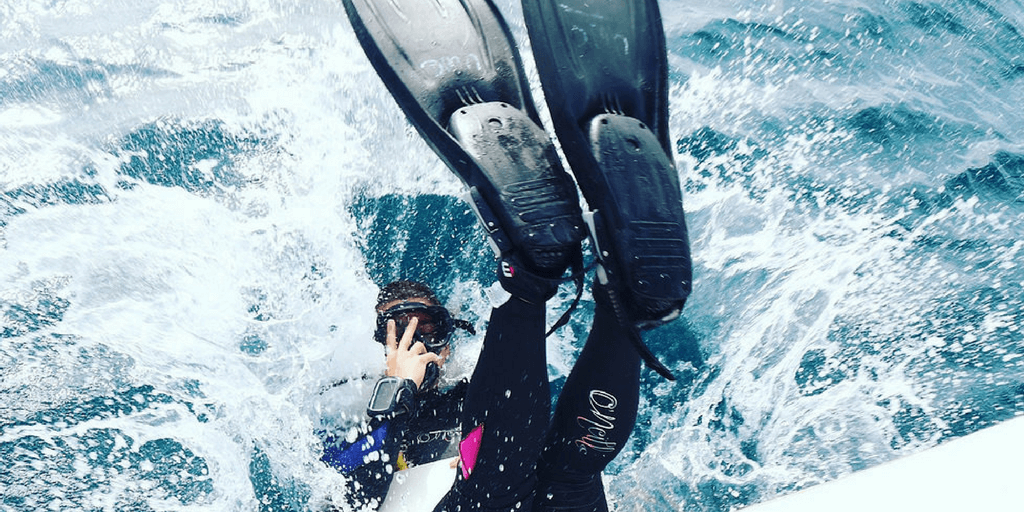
584,113,691,328
449,102,585,277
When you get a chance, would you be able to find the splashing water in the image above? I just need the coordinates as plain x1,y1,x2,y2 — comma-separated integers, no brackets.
2,0,1022,510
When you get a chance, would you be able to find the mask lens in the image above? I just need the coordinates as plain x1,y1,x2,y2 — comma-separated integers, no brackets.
394,313,438,340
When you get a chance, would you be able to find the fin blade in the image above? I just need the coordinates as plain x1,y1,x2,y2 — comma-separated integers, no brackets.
524,0,692,353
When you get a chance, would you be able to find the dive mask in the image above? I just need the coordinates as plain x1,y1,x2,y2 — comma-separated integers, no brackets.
373,301,475,353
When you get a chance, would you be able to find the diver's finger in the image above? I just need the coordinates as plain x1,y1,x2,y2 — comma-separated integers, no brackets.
409,341,427,356
398,317,418,351
386,320,399,354
421,352,442,366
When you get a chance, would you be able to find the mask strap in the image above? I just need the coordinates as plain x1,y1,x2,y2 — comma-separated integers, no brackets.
452,318,476,336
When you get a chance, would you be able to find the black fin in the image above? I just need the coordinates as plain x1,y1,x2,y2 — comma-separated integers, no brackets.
522,0,692,322
523,0,693,377
343,0,585,278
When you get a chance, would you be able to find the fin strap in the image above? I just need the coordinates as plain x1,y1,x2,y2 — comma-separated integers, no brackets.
544,251,589,338
601,281,676,381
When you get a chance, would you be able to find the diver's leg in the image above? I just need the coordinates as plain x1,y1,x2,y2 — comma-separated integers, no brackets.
532,294,641,512
519,3,691,506
434,297,550,512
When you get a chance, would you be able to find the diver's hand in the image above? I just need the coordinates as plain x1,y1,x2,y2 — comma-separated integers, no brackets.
384,317,441,389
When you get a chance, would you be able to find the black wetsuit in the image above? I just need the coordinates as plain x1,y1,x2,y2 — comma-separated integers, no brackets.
320,381,466,507
322,296,640,512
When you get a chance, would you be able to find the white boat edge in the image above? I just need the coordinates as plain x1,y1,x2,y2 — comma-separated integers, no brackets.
740,415,1024,511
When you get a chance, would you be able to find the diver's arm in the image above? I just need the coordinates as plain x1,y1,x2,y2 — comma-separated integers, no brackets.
320,413,409,507
320,319,439,506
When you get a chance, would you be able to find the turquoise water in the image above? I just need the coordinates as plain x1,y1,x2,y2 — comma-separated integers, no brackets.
2,0,1022,510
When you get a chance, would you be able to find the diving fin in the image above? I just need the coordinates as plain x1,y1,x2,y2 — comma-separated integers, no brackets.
521,0,692,324
522,0,692,378
342,0,586,280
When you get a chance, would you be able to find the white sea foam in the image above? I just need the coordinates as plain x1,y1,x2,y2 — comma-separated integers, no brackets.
2,0,1023,510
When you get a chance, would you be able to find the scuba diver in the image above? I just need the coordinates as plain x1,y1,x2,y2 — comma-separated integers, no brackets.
320,280,473,507
321,0,693,510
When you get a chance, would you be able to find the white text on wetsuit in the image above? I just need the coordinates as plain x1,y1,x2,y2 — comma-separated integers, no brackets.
575,390,617,454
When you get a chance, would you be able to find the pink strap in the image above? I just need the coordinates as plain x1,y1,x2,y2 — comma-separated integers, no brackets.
459,424,484,480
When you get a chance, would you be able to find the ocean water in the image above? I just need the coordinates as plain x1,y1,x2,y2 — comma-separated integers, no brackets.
1,0,1022,510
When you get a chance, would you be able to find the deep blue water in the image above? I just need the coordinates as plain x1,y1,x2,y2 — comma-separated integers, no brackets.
2,0,1022,510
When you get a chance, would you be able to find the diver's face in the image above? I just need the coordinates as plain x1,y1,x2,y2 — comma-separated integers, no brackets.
378,297,451,364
